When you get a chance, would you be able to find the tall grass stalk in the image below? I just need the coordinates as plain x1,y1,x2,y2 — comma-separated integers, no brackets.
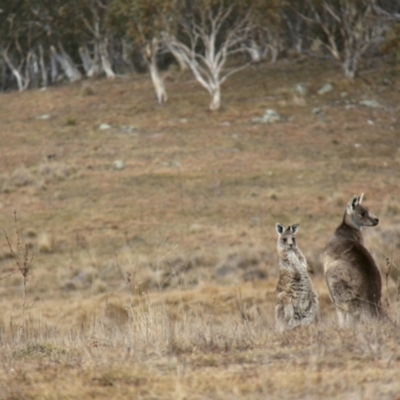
3,210,33,339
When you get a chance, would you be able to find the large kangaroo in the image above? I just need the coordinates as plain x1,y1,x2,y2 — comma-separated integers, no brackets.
323,193,382,326
275,223,319,332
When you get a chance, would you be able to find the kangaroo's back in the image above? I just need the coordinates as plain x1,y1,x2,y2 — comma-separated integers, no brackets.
323,194,382,324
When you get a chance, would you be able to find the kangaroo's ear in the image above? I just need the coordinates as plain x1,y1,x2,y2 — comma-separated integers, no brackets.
291,224,299,234
347,195,358,214
358,193,364,204
276,223,285,235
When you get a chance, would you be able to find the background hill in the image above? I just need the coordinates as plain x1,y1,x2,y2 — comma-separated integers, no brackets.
0,58,399,399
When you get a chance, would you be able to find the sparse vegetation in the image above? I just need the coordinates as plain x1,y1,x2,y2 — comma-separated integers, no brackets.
3,211,33,338
66,116,78,126
0,59,399,399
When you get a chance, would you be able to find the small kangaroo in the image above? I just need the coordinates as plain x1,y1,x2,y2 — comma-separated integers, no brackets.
275,223,319,332
323,193,382,326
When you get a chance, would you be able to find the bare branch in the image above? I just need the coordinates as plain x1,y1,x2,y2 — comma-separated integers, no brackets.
323,3,342,24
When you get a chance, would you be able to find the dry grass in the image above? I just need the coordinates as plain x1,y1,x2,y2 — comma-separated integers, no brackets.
0,286,399,399
0,58,400,399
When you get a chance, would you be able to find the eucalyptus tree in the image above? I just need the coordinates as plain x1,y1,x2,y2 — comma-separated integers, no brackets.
246,0,284,63
9,0,117,85
108,0,181,104
281,0,310,55
70,0,116,78
164,0,261,110
297,0,387,79
0,0,44,90
39,0,113,80
27,0,83,83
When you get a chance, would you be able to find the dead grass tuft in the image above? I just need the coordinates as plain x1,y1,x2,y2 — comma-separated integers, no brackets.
80,84,96,96
66,116,78,126
37,160,76,183
0,161,76,194
9,166,35,188
37,232,53,253
214,248,268,284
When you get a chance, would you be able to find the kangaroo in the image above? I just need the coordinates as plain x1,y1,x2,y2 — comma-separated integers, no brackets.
275,223,319,332
323,193,382,326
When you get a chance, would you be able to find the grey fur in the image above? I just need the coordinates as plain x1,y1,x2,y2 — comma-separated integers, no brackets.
323,194,383,326
275,223,319,332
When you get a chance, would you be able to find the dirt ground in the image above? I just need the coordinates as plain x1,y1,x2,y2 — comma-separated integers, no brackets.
0,58,399,399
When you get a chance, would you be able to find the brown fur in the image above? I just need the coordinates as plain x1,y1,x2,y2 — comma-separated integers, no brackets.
275,223,319,332
323,194,382,326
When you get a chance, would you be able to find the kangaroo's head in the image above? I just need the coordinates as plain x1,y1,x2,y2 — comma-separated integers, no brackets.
276,223,299,252
345,193,379,230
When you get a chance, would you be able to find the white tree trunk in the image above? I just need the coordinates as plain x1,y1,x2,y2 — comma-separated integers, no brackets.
27,51,40,88
144,39,167,104
1,50,29,91
342,51,358,79
209,86,221,111
9,67,25,91
148,60,167,104
38,44,48,87
248,40,262,63
51,45,82,82
79,45,94,76
50,52,59,83
269,45,279,63
99,38,115,79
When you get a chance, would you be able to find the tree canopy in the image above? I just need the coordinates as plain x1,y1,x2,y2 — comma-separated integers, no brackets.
0,0,397,104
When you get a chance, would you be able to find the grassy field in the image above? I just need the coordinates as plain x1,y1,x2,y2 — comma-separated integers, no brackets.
0,58,400,399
